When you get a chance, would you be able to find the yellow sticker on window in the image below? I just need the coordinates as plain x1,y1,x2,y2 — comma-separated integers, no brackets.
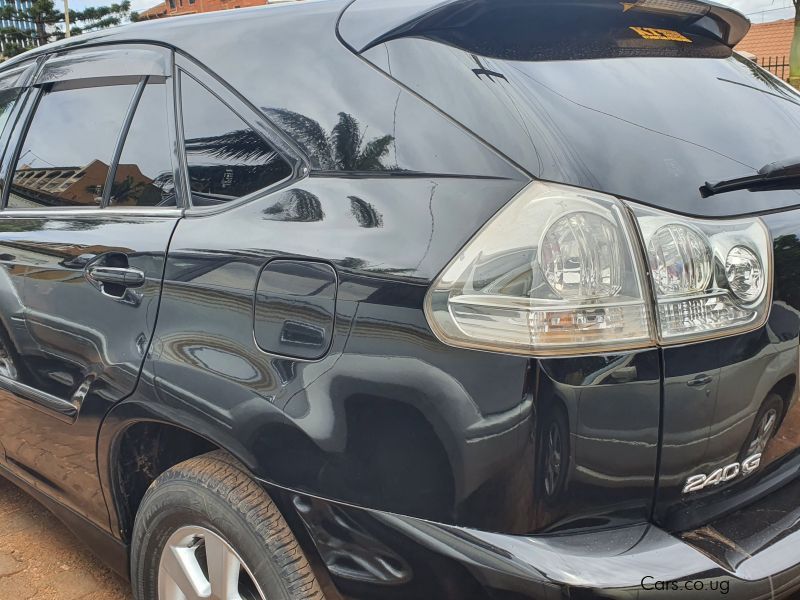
629,27,692,42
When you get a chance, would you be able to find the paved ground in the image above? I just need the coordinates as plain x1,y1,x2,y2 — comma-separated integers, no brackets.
0,477,130,600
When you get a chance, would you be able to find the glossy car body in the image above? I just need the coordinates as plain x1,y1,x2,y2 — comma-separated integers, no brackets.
0,0,798,598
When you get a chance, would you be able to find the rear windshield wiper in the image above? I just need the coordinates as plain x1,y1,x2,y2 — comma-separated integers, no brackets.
701,157,800,197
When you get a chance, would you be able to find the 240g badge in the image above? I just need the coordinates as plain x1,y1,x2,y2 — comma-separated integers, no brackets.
683,454,761,494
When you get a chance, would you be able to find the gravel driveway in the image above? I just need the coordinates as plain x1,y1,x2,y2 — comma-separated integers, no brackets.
0,477,130,600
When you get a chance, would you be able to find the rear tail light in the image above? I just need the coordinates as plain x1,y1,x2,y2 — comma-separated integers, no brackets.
425,181,772,357
633,203,771,344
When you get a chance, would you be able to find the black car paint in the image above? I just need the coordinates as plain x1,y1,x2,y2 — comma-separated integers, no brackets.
0,1,794,599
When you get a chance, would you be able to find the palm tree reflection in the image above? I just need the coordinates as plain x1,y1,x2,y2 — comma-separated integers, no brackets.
349,196,383,228
264,109,395,171
185,129,283,163
263,189,325,222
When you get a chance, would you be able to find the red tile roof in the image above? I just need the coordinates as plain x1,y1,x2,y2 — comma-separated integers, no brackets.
139,2,167,19
735,18,796,60
138,0,270,19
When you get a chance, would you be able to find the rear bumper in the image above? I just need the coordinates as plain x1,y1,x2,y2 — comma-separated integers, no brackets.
353,517,790,600
282,483,800,600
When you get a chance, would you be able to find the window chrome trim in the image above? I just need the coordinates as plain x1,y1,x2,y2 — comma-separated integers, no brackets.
0,207,184,217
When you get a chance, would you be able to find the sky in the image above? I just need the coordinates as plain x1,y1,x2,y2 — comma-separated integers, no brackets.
57,0,798,24
721,0,795,22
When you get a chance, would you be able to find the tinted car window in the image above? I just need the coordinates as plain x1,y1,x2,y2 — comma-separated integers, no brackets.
110,80,176,208
181,73,292,205
8,81,137,209
368,38,800,217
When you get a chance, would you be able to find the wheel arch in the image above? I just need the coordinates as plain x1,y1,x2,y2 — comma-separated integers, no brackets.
769,374,797,424
98,399,267,544
98,391,463,549
101,416,221,543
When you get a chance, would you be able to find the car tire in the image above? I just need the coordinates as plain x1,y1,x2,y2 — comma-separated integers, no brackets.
739,392,784,462
131,451,325,600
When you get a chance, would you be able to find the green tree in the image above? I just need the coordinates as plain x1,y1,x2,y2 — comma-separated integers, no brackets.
0,0,61,54
0,0,130,58
74,1,131,33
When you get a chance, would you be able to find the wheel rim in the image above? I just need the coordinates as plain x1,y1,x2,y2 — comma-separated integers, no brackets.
749,408,778,456
158,526,267,600
544,422,562,496
0,343,17,379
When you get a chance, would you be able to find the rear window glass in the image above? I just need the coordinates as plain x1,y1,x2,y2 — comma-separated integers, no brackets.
415,10,732,61
369,37,800,216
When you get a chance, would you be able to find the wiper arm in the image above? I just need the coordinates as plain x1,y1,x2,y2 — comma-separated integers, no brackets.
700,156,800,198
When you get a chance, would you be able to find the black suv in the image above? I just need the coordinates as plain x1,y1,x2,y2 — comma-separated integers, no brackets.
0,0,798,598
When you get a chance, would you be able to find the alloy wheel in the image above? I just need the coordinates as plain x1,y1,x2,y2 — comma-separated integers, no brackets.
0,342,17,379
748,408,778,456
158,526,267,600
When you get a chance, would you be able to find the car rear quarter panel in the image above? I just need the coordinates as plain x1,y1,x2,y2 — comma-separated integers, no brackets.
99,171,664,538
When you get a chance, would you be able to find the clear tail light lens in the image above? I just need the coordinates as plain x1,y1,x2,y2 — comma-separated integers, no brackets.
725,245,765,303
647,224,712,296
424,182,654,356
632,204,772,344
425,181,772,356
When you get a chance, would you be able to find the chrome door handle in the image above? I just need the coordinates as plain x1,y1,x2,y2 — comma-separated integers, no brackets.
687,374,713,388
87,266,145,288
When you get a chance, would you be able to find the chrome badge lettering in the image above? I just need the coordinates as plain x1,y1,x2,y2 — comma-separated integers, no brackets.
682,453,761,494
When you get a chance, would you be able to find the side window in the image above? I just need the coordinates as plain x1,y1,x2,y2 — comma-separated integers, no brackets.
110,79,176,208
181,73,292,206
8,81,138,209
